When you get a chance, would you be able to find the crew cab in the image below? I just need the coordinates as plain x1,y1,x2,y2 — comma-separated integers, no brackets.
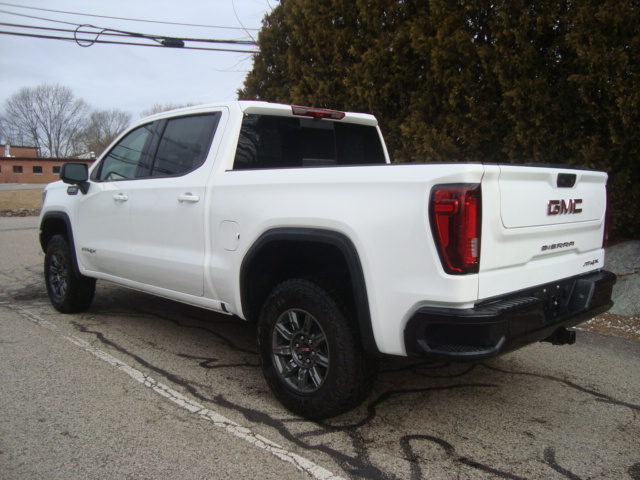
40,101,616,419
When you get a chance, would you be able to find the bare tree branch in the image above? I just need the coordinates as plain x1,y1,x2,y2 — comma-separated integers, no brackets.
140,102,198,118
78,109,132,157
3,83,90,157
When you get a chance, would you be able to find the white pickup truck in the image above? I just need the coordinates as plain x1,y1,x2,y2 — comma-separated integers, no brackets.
40,101,616,419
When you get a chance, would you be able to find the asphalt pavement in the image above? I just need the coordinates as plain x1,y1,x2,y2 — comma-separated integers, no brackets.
0,216,39,231
1,217,639,480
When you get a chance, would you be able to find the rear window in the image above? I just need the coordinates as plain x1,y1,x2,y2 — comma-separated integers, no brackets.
233,115,386,170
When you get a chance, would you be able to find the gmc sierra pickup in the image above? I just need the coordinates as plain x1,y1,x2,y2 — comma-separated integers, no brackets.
40,101,616,419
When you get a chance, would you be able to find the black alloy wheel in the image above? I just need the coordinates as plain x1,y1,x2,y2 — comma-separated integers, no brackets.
44,234,96,313
258,279,375,420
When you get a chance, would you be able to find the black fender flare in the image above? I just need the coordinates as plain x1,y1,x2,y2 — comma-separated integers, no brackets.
240,228,379,355
39,211,83,278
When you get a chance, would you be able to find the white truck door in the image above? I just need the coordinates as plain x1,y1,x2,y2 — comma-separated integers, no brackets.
126,112,223,297
76,122,160,279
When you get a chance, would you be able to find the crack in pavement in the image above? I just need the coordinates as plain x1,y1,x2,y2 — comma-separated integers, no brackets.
544,447,584,480
68,321,397,480
6,289,638,480
176,352,261,369
71,317,627,480
4,304,346,480
481,364,640,412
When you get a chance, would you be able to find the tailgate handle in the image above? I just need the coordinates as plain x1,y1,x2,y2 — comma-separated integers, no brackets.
557,173,576,188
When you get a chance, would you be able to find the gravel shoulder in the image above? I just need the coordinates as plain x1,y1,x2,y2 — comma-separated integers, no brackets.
580,240,640,341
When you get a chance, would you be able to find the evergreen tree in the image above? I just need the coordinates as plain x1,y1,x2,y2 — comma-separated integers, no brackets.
566,0,639,236
241,0,639,237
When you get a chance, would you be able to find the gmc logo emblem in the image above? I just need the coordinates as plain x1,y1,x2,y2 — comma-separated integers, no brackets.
547,199,583,215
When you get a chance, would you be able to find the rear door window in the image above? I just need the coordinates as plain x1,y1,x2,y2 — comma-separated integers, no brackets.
151,113,220,177
233,114,386,169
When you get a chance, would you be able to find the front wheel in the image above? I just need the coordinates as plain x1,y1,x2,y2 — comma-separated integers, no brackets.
44,234,96,313
257,279,375,420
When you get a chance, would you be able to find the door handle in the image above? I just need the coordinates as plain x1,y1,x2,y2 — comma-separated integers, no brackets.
113,193,128,202
178,193,200,203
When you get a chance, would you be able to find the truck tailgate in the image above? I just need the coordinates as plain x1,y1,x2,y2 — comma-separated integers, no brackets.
478,165,608,300
499,167,606,228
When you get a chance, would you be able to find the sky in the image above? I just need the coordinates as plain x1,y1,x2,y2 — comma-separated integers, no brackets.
0,0,274,118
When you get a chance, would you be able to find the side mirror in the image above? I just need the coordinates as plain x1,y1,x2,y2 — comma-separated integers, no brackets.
60,163,90,194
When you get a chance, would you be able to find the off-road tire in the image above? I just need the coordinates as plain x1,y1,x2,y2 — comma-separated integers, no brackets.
257,279,374,420
44,234,96,313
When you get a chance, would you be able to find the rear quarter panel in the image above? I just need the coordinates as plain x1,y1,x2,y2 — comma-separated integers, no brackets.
209,163,486,355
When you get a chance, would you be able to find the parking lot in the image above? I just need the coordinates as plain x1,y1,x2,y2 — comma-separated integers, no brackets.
1,217,639,480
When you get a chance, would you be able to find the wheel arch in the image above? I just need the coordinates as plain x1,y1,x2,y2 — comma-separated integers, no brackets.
240,228,379,355
39,211,82,276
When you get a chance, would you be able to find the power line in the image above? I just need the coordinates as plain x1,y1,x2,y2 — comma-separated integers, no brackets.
0,22,257,46
0,6,261,52
0,8,81,27
0,1,260,31
0,31,258,54
0,9,258,45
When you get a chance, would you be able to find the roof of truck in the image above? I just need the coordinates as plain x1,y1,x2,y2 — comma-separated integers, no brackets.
140,100,379,127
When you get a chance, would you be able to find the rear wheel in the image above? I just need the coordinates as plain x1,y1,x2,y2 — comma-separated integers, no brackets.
258,279,374,420
44,234,96,313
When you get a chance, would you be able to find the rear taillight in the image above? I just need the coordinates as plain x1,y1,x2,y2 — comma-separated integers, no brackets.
430,185,481,275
